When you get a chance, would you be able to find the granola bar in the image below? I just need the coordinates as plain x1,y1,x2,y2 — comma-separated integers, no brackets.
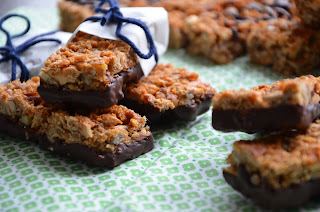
183,0,293,64
38,31,143,109
184,12,245,64
295,0,320,28
0,77,153,167
247,19,320,75
212,75,320,133
121,63,216,123
224,120,320,209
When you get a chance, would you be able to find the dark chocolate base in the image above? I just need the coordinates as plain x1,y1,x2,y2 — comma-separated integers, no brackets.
120,95,213,124
38,64,143,110
212,103,320,133
0,115,154,168
223,166,320,209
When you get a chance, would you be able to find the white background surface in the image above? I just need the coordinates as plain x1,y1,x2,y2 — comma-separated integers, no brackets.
0,0,59,16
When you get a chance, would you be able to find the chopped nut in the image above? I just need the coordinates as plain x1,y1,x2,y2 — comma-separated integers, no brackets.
6,100,16,116
20,115,32,126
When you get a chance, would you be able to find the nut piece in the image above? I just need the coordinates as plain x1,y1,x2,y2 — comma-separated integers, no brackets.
20,115,33,126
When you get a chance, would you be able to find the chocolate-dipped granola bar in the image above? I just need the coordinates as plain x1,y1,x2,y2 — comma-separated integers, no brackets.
294,0,320,28
212,75,320,133
121,63,216,123
38,31,143,109
224,120,320,209
1,77,153,167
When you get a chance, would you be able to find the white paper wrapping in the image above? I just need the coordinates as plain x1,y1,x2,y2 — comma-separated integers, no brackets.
72,7,169,76
0,31,72,84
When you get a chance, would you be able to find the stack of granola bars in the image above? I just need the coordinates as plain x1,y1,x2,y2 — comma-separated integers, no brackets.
0,31,216,167
211,75,320,208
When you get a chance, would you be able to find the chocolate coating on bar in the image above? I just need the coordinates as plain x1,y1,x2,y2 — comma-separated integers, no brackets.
121,95,213,124
223,166,320,209
212,103,320,133
0,114,154,168
38,64,143,110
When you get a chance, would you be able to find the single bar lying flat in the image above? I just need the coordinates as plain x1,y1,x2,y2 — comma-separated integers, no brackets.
224,120,320,208
212,75,320,133
121,63,216,123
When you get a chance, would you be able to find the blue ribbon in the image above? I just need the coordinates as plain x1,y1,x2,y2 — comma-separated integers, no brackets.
0,14,62,82
84,0,159,62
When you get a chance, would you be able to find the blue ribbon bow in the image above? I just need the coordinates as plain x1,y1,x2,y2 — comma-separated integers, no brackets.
0,14,62,82
85,0,159,62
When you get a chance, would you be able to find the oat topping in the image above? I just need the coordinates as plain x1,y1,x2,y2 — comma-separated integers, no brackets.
46,105,150,153
40,31,138,91
124,63,216,111
212,75,320,110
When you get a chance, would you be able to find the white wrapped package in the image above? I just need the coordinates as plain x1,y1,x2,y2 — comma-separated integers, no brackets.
72,7,169,76
0,31,72,85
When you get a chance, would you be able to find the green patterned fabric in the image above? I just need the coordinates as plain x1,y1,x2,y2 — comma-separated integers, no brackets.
1,6,320,212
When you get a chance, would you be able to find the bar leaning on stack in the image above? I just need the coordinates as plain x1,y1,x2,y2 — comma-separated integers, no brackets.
38,31,143,110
